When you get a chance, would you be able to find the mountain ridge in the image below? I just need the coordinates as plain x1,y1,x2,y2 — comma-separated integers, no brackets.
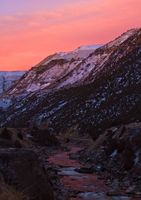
0,28,140,138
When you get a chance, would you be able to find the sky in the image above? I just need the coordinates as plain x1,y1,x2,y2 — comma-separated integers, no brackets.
0,0,141,71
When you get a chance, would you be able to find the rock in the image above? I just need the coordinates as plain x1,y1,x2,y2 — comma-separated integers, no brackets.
78,122,141,195
31,128,59,147
134,192,141,197
0,128,12,140
14,140,22,148
107,191,123,196
0,148,54,200
122,146,134,170
125,186,136,194
0,128,25,148
75,167,94,174
0,138,15,148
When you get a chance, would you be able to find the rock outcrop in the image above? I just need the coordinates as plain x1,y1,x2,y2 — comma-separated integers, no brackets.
0,148,54,200
79,122,141,185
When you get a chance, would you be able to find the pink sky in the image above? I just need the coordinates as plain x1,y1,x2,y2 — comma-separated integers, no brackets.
0,0,141,70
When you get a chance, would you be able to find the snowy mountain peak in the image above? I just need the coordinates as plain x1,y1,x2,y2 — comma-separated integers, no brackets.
2,28,141,98
106,28,139,48
76,44,102,51
35,44,102,67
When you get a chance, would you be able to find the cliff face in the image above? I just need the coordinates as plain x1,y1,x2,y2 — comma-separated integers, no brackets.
0,29,140,138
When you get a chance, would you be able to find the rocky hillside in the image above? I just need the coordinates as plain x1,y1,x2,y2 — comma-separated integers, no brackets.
0,28,141,139
77,122,141,197
0,71,25,94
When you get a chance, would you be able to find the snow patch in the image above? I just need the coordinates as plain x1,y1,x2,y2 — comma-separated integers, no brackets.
134,151,140,165
76,44,102,51
110,149,118,158
26,83,41,92
107,29,138,48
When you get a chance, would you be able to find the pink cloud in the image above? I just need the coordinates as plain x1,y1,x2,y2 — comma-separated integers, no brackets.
0,0,141,70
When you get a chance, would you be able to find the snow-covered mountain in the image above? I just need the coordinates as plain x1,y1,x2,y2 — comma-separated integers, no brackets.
5,44,102,96
0,71,25,94
0,28,141,136
5,30,139,97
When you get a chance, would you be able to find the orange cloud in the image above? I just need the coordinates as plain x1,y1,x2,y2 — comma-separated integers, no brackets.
0,0,141,70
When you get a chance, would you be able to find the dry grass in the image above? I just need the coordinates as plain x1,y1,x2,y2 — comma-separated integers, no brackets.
58,125,94,147
0,182,29,200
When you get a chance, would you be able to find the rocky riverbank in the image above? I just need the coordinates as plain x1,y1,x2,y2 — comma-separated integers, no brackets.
0,124,141,200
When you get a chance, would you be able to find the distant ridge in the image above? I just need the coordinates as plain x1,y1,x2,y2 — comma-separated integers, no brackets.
0,71,26,94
